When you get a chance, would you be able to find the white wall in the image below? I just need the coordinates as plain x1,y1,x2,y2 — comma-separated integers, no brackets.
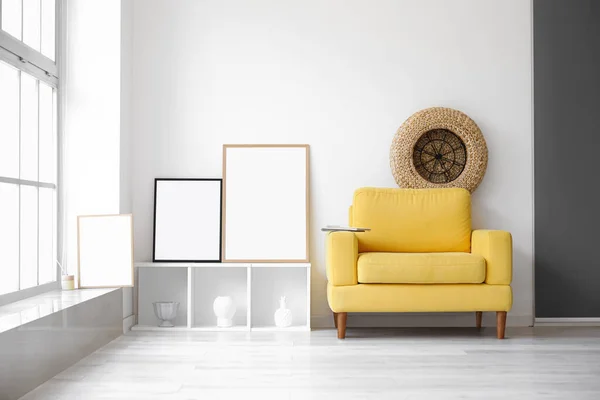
65,0,134,320
64,0,121,273
130,0,533,326
120,0,134,319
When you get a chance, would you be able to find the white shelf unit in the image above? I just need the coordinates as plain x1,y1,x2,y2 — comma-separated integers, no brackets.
133,262,310,332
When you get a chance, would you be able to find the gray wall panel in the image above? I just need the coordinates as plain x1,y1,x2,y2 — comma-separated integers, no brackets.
0,290,122,400
534,0,600,317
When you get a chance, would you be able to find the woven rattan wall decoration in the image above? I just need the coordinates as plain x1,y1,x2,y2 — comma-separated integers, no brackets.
390,107,488,193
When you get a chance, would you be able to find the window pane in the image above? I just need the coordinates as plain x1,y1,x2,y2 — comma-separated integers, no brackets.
0,62,20,178
20,73,38,181
39,188,55,285
41,0,56,61
0,184,19,295
23,0,41,51
1,0,23,40
39,83,55,183
20,185,38,290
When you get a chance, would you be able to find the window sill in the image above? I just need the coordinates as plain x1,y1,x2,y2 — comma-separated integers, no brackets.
0,281,60,307
0,288,119,334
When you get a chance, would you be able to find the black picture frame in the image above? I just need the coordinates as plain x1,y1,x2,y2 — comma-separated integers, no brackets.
152,178,223,263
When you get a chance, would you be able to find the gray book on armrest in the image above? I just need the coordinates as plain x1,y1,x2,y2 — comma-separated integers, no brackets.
321,225,371,232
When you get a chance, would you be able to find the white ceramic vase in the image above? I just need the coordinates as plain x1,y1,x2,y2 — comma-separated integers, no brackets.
274,296,292,328
213,296,236,327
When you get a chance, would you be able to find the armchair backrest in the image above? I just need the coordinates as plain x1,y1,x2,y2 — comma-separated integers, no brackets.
350,187,471,253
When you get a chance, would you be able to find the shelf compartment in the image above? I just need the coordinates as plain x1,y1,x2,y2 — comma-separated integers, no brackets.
251,266,309,329
137,267,188,327
191,267,249,329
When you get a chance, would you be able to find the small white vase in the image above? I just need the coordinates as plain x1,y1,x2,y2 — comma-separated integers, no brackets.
274,296,292,328
213,296,236,327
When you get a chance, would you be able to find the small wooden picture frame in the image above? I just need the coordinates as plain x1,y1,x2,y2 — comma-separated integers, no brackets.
77,214,134,288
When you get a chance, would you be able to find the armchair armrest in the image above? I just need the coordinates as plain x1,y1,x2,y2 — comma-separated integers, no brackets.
471,230,512,285
326,231,358,286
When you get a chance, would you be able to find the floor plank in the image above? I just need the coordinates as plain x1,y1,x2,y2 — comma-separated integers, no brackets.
19,327,600,399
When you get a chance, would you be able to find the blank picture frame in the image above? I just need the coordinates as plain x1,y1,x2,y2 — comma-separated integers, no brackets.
223,145,309,262
153,179,223,262
78,214,134,288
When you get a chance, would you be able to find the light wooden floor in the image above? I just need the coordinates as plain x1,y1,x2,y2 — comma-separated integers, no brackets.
19,327,600,400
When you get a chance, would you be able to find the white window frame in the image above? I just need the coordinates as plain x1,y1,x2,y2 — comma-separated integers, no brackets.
0,0,63,305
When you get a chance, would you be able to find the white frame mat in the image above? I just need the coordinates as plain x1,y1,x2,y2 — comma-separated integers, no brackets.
153,179,223,262
78,214,134,288
223,145,309,262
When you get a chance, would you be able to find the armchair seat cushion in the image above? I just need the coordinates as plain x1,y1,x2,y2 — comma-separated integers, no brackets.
357,252,486,284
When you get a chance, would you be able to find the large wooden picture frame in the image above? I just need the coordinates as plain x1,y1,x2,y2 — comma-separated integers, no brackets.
153,178,223,262
77,214,134,288
222,145,309,262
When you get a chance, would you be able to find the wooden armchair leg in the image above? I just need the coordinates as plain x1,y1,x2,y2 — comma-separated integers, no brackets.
336,312,347,339
476,312,482,329
496,311,507,339
333,312,338,329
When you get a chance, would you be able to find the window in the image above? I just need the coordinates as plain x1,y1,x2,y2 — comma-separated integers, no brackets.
0,0,58,296
2,0,55,60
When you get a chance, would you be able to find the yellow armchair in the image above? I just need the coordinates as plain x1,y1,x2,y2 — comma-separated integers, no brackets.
326,188,512,339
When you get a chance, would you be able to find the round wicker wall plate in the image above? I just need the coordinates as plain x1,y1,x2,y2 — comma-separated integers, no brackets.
390,107,488,193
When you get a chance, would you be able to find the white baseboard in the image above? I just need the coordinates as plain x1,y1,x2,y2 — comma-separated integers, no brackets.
312,312,533,328
535,318,600,327
123,315,135,333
